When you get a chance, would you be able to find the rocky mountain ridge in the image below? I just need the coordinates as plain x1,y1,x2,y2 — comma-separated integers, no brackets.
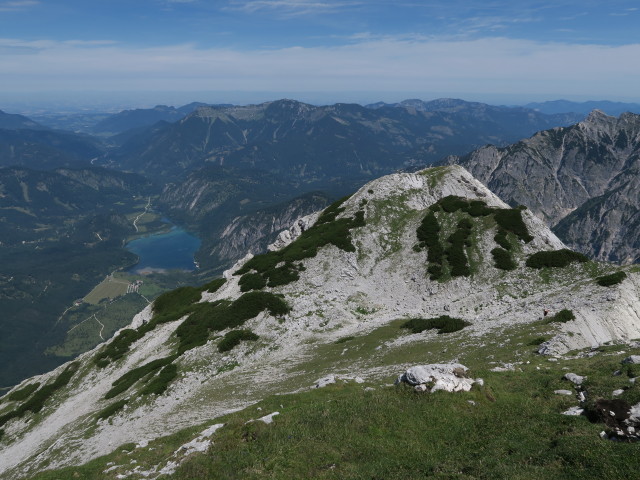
1,165,639,478
450,110,640,263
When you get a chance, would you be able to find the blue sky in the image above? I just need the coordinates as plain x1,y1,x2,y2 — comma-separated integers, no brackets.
1,0,639,109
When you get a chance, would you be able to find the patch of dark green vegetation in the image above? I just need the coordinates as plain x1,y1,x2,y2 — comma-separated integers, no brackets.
416,212,444,280
153,286,203,317
235,197,365,289
493,208,533,243
445,218,472,277
238,273,267,292
94,278,228,367
218,329,260,353
334,335,356,344
175,291,290,355
527,337,548,346
545,309,576,324
97,399,127,420
431,196,493,217
0,428,3,441
0,362,79,428
596,271,627,287
94,329,143,368
494,228,511,250
5,382,40,402
420,196,533,278
105,355,177,400
139,364,178,396
491,247,517,271
401,316,471,334
526,249,589,269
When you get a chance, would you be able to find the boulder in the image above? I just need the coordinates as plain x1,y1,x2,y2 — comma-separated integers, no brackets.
315,375,336,388
396,364,475,393
564,373,586,385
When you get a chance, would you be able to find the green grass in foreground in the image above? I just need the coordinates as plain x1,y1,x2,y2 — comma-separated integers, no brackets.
30,343,640,480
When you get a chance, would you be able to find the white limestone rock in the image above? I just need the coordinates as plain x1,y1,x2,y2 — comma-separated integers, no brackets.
396,364,474,393
564,373,586,385
554,390,574,396
562,406,585,416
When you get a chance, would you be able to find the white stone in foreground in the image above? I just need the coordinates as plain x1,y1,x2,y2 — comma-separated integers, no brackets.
396,364,474,393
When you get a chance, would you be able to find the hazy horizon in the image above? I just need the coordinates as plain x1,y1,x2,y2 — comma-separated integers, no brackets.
2,1,640,113
3,91,640,116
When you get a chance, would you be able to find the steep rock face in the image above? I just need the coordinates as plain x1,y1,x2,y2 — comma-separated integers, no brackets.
1,165,639,478
553,170,640,263
205,193,330,271
451,111,640,263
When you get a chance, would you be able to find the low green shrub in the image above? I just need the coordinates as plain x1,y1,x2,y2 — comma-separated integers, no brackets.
97,399,127,420
153,286,202,317
218,329,259,353
546,309,575,323
105,355,177,399
95,279,228,367
175,292,290,355
94,328,144,367
416,212,444,280
0,363,80,427
494,228,511,250
526,249,589,269
527,337,547,346
446,218,472,277
0,429,3,441
139,364,178,396
239,273,267,292
20,362,79,414
494,208,533,243
491,247,517,271
401,316,470,334
429,196,493,217
6,382,40,402
596,271,627,287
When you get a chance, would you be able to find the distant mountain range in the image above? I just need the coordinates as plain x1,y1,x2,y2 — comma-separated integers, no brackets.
108,98,584,181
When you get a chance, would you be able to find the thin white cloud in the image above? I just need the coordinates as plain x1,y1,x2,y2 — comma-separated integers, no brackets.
1,35,639,101
0,0,39,12
230,0,358,16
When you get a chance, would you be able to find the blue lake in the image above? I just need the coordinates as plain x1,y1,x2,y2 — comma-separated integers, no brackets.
125,227,201,274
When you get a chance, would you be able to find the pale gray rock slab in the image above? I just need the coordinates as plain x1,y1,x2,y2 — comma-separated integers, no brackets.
562,406,585,416
554,390,574,396
564,373,586,385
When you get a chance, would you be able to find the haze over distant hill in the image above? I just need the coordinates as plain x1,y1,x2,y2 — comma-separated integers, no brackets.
524,100,640,116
